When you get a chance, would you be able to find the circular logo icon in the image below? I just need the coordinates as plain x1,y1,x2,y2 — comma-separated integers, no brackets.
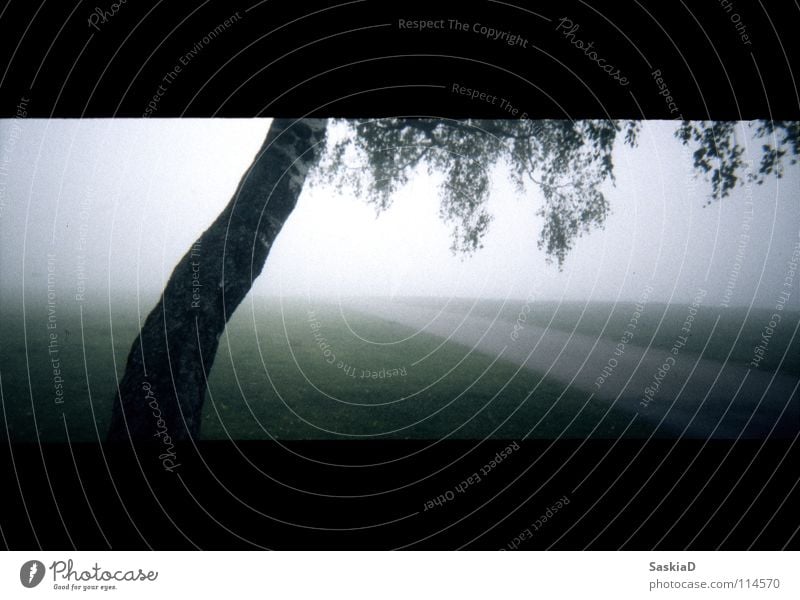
20,560,45,588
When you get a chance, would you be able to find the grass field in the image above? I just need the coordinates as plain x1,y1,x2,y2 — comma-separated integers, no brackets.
1,297,796,442
395,297,800,376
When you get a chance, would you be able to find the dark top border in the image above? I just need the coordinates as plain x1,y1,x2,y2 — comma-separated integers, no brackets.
0,0,797,119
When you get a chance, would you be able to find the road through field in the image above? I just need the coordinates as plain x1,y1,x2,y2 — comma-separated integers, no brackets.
345,298,799,439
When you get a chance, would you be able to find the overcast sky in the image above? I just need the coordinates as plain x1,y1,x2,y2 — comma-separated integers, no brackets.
0,118,798,312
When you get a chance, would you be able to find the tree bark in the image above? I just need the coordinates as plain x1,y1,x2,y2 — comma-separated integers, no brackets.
107,118,328,442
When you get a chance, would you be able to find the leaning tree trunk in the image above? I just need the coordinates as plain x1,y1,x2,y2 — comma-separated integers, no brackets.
107,118,328,441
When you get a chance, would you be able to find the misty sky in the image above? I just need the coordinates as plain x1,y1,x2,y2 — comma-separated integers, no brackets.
0,118,798,312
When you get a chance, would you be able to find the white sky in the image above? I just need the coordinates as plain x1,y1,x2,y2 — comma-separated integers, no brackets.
0,118,798,311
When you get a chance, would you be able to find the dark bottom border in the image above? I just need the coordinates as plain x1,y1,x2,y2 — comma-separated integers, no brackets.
0,439,797,549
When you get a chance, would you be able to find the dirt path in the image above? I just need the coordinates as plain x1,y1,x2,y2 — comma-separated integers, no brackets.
346,298,799,439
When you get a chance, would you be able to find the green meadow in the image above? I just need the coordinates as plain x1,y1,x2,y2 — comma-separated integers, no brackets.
398,297,800,376
1,298,796,442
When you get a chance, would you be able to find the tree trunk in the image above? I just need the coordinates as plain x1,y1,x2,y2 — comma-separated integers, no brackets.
107,118,328,442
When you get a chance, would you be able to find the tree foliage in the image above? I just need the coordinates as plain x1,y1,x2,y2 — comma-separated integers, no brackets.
676,120,800,201
315,118,641,266
312,118,798,268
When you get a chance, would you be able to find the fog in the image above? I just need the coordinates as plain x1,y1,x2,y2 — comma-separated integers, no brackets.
1,118,798,313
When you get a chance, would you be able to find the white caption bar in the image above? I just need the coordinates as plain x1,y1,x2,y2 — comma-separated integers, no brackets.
1,551,797,598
